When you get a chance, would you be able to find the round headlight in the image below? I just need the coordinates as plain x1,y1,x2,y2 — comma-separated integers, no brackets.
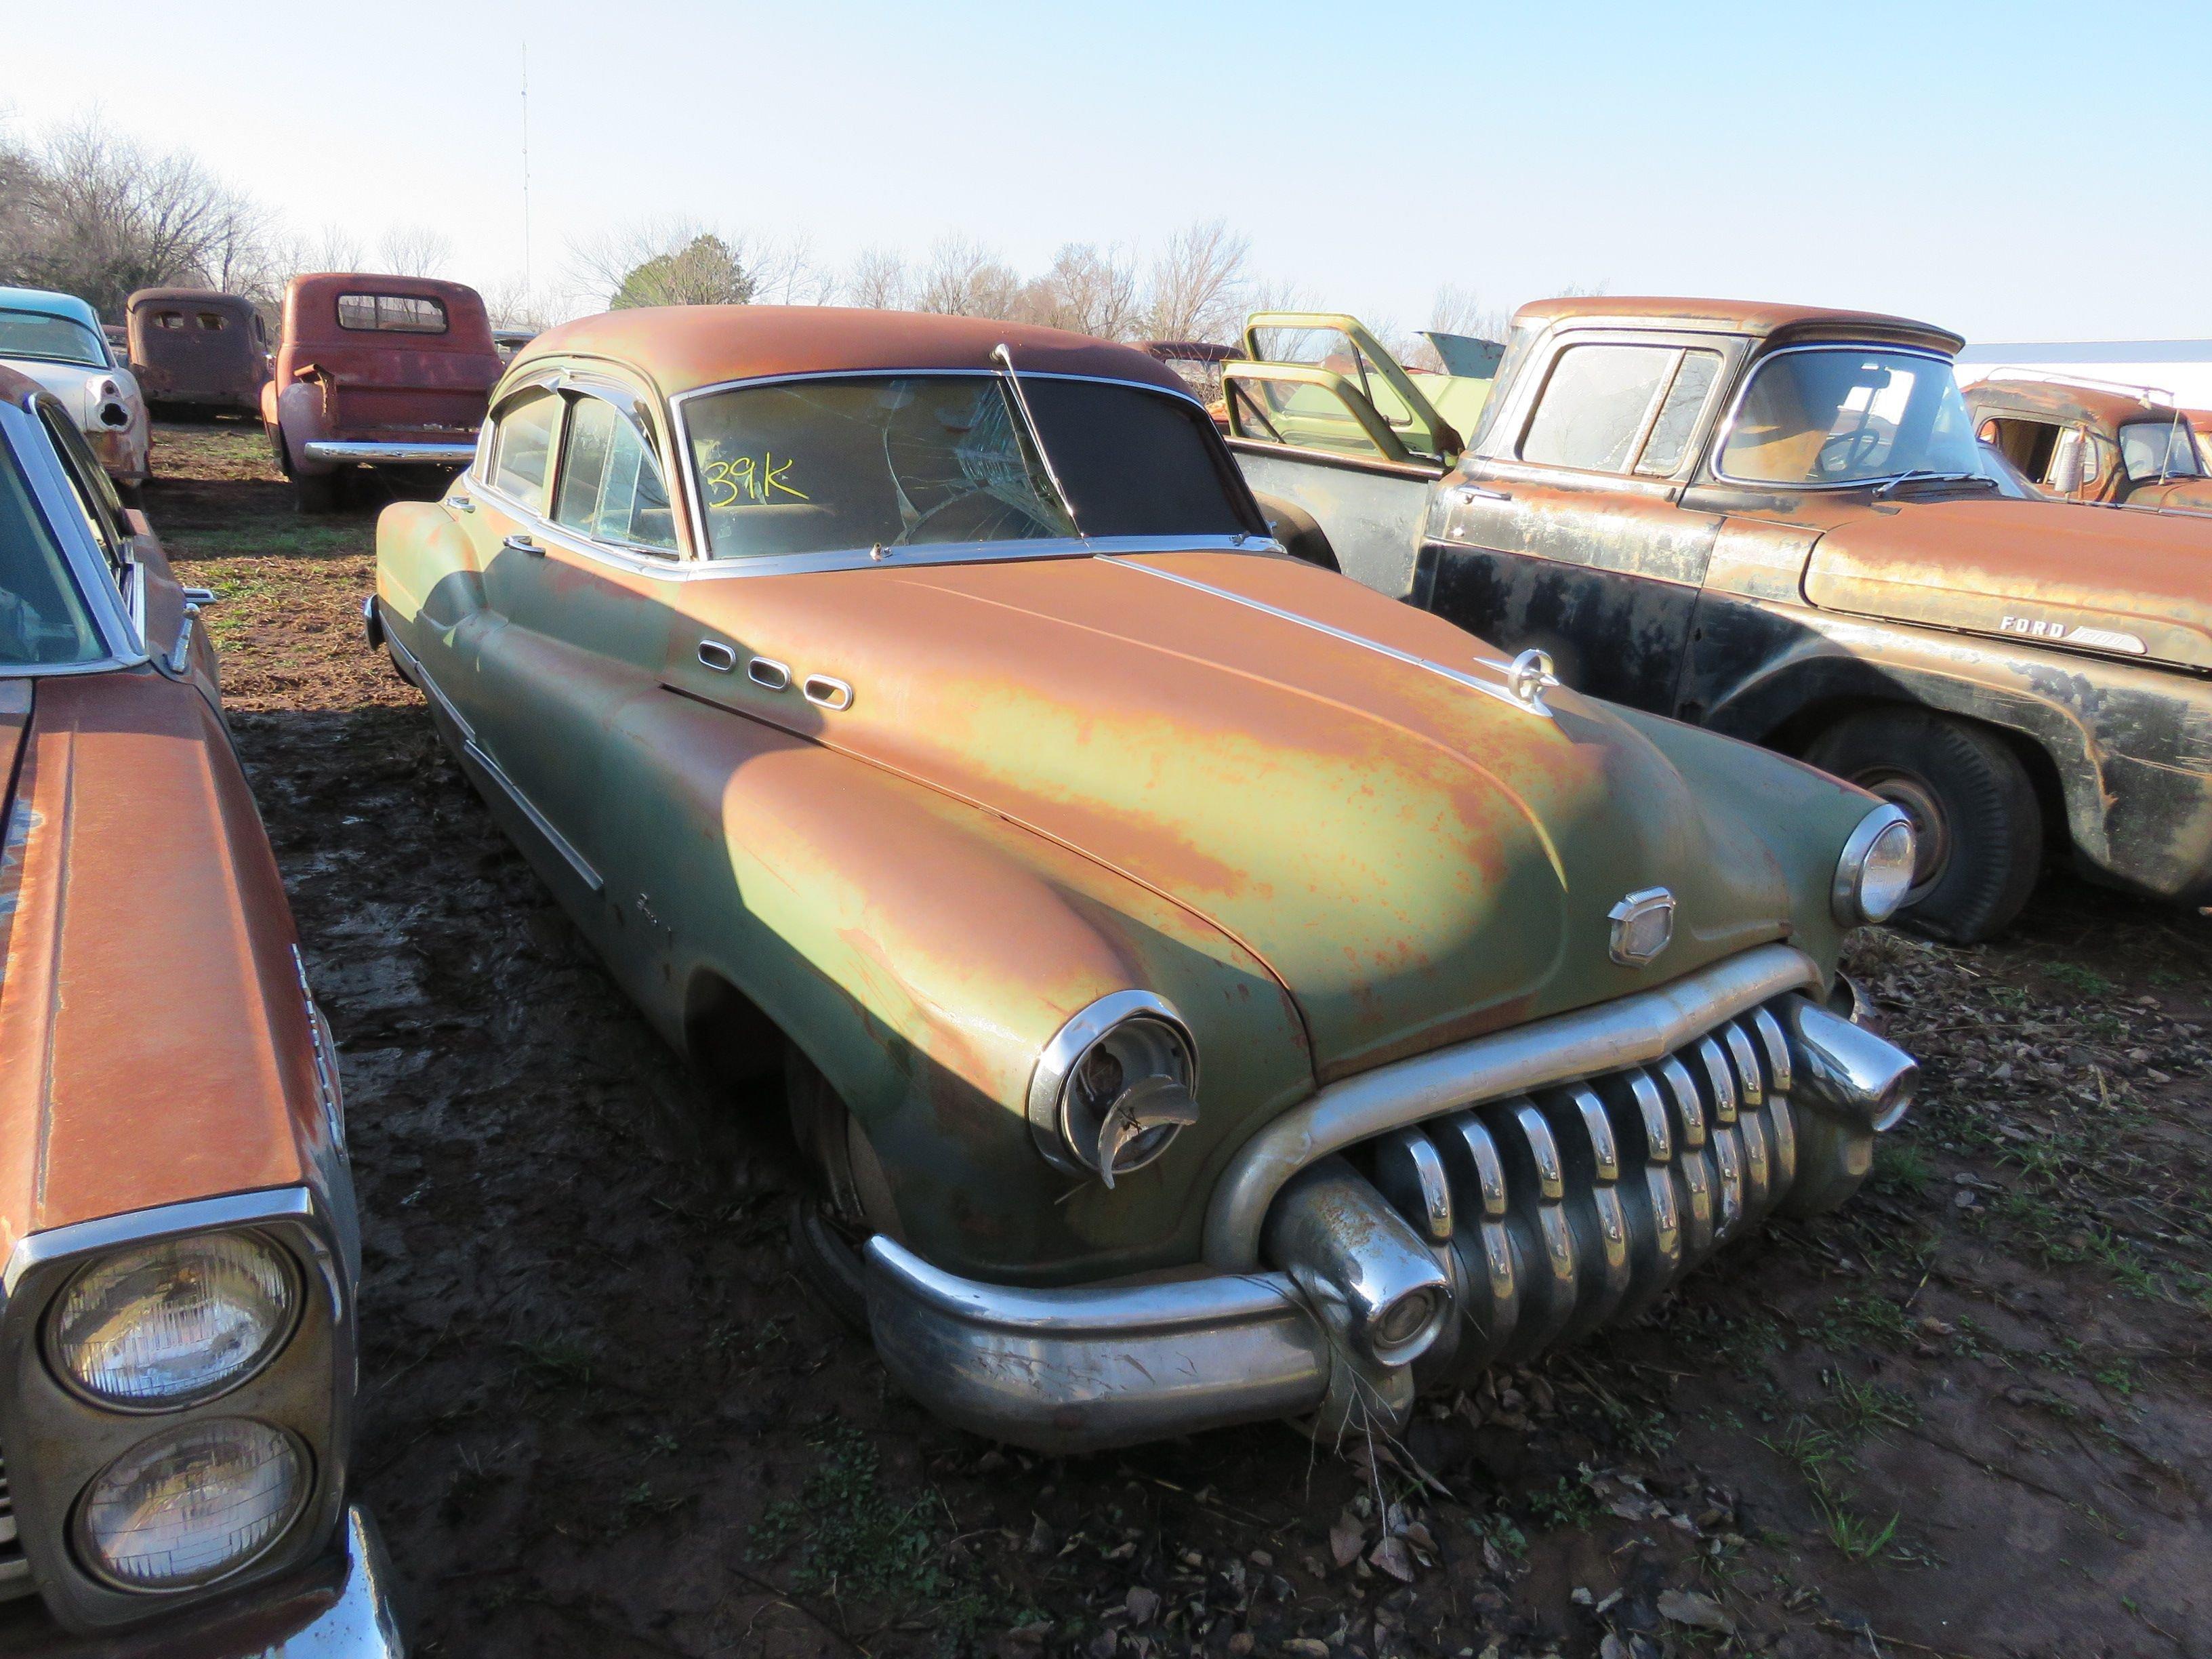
1029,993,1200,1187
1832,802,1918,926
49,1232,298,1408
74,1418,309,1591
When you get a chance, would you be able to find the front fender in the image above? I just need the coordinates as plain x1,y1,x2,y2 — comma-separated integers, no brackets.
594,691,1315,1284
1703,609,2212,899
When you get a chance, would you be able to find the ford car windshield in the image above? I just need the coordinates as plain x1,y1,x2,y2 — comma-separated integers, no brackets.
683,373,1261,560
0,447,106,667
0,310,106,369
1718,347,1999,489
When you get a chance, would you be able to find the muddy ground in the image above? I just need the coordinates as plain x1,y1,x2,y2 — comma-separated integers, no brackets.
150,422,2211,1659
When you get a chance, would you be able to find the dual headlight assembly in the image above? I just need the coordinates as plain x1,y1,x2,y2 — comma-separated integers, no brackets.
41,1231,309,1593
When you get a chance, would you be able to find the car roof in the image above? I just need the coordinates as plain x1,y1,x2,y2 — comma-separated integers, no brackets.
128,287,258,313
1512,295,1964,354
514,306,1193,401
1963,376,2183,430
0,286,104,331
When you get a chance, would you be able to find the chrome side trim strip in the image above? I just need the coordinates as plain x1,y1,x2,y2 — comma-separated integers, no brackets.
388,628,603,895
460,738,604,896
1099,555,1548,718
1202,943,1822,1267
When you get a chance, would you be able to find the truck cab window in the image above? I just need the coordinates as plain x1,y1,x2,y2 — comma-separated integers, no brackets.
1519,344,1678,473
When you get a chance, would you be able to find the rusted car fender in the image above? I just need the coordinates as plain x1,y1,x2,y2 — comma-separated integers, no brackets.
1698,613,2212,901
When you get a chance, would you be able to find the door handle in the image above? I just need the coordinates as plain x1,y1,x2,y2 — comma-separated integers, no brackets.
503,532,542,556
1452,482,1512,504
449,494,476,514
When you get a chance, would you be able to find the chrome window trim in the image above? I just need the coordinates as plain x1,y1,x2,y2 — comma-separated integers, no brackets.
2,1189,329,1309
668,367,1216,571
0,397,146,673
1706,342,1965,492
541,380,685,561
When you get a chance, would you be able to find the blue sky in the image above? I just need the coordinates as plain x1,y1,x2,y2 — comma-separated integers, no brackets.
9,0,2209,341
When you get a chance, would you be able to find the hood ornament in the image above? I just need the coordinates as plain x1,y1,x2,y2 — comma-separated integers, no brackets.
1505,648,1559,711
1608,887,1676,966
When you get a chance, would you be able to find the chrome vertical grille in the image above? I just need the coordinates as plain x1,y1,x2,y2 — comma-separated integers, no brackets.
1351,996,1815,1383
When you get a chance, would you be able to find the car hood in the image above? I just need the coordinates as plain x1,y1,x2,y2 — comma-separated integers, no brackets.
671,548,1803,1079
1799,495,2212,671
0,672,327,1260
2122,477,2212,516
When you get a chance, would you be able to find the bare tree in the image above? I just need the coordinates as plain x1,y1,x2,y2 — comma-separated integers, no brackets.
1,117,264,316
1019,243,1142,339
744,234,836,306
912,234,1023,319
376,224,453,279
480,276,558,332
844,245,909,310
1141,218,1251,343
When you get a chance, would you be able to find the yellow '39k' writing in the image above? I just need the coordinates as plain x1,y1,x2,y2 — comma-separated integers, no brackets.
703,453,809,508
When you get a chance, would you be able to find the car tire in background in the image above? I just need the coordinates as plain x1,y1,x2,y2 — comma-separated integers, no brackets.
1804,708,2043,944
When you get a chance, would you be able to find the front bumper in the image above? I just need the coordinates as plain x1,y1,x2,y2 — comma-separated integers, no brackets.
0,1504,403,1658
861,964,1917,1454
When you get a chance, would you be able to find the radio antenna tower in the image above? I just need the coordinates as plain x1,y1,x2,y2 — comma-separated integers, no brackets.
520,41,533,298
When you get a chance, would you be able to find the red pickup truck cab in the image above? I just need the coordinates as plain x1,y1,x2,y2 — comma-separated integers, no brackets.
261,273,500,512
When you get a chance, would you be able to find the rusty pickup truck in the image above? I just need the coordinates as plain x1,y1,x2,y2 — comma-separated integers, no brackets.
1964,373,2212,514
262,274,501,512
1225,297,2212,943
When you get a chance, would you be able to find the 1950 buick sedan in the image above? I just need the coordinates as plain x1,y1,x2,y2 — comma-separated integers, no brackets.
370,307,1919,1453
0,367,399,1652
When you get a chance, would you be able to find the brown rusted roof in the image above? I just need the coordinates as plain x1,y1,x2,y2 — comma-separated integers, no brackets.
1512,295,1963,354
517,306,1192,398
127,287,257,316
1964,376,2180,431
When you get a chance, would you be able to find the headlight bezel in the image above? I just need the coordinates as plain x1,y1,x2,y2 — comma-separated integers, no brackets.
1027,991,1200,1184
1832,801,1918,926
0,1187,351,1631
43,1229,303,1415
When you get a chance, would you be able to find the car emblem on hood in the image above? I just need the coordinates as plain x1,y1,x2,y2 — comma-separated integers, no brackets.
1608,887,1676,966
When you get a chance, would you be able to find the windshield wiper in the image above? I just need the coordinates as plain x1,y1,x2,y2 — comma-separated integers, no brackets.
1871,470,1999,499
991,343,1082,539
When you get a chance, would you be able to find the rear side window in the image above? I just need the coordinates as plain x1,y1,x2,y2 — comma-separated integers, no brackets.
554,396,678,552
155,312,185,331
489,389,560,510
1521,344,1677,472
197,312,228,331
336,293,449,335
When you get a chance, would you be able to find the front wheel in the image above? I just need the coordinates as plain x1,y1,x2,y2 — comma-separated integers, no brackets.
293,472,341,514
1803,709,2043,943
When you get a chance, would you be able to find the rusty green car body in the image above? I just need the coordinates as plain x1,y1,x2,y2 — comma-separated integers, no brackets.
369,306,1918,1452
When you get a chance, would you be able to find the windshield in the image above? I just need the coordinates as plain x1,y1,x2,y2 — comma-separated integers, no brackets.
684,373,1258,560
0,310,107,369
2119,417,2204,482
1718,348,1988,487
0,447,107,667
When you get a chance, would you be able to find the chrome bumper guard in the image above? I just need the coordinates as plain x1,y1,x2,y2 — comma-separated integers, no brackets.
301,441,476,466
864,951,1916,1454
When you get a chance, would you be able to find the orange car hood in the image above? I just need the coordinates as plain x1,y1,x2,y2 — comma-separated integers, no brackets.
670,549,1802,1077
1801,496,2212,671
0,672,327,1263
